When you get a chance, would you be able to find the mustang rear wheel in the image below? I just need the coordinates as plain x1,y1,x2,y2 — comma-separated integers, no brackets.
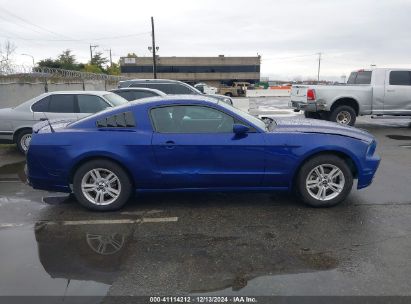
296,154,353,207
73,160,132,211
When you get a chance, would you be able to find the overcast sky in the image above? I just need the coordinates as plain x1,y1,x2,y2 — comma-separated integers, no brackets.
1,0,411,80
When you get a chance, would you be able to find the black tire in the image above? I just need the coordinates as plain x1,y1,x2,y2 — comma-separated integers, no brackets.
296,154,353,207
304,111,321,119
73,159,132,211
329,106,356,126
16,129,32,154
224,92,233,97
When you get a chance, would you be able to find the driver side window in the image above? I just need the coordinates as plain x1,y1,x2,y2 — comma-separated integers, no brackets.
151,105,235,133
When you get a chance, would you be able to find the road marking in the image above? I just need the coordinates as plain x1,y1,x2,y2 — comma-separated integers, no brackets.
0,223,24,228
142,216,178,223
0,216,178,228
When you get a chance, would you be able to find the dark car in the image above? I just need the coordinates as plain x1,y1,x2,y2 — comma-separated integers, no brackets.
117,79,233,106
110,87,166,101
27,95,380,211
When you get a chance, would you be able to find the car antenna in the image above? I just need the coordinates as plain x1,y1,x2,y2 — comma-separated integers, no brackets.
42,112,55,133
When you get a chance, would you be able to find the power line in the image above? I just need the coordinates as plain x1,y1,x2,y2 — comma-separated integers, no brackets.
0,31,150,43
0,5,75,40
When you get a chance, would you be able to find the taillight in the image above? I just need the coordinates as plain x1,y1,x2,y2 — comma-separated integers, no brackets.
307,89,316,101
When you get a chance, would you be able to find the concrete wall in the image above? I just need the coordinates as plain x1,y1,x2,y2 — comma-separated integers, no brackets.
0,76,119,108
246,88,291,97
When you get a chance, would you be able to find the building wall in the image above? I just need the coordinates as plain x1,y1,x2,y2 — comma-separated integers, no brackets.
120,56,260,85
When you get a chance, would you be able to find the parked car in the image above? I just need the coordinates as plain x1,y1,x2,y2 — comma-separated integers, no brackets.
27,95,380,211
110,87,166,101
0,91,128,153
118,79,233,106
219,81,250,97
194,83,218,94
290,68,411,126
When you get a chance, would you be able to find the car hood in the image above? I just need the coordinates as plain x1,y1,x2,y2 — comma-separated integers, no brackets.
272,117,374,143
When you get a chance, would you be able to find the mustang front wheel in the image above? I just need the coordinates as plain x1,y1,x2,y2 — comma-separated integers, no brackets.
73,160,132,211
296,155,353,207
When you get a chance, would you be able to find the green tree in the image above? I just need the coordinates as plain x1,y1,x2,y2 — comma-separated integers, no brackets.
57,49,78,70
38,49,82,70
90,51,108,69
82,64,103,74
106,62,120,75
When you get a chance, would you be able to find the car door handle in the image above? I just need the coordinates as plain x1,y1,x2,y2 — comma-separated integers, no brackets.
164,140,175,149
387,89,395,92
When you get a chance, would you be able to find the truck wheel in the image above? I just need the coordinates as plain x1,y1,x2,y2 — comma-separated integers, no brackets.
224,92,233,97
329,106,356,126
16,129,33,154
304,112,321,119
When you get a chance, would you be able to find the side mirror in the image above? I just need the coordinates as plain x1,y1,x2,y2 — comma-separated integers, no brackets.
233,123,249,135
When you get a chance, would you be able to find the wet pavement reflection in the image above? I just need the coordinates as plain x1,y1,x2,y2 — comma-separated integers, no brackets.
0,107,411,298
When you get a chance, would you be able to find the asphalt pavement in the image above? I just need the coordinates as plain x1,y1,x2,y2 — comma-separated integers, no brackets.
0,97,411,302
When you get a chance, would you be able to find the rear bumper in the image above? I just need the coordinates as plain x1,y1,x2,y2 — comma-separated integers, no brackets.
289,100,325,112
26,153,71,193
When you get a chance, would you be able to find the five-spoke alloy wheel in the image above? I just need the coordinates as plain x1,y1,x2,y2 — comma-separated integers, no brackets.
73,159,132,211
297,154,353,207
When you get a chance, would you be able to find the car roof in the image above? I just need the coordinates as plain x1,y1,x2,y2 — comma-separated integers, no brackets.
119,79,183,84
44,91,112,96
129,94,218,106
110,87,166,95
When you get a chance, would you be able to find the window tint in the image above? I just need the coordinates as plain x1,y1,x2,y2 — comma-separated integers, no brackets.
347,71,371,84
103,93,128,106
77,95,110,113
115,90,158,101
31,96,50,112
130,83,197,94
151,105,235,133
389,71,411,86
49,94,75,113
354,71,372,84
130,91,158,99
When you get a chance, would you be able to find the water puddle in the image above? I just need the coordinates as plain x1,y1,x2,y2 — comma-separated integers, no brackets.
0,161,26,182
386,134,411,140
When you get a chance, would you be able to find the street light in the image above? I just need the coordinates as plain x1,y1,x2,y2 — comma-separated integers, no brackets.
21,53,35,66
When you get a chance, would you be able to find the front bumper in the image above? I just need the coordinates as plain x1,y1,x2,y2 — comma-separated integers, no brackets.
357,155,381,189
289,100,325,112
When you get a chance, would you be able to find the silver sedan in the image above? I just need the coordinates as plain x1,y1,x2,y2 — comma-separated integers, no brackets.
0,91,128,153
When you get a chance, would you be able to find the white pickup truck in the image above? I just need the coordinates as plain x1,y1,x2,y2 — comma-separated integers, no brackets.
290,68,411,125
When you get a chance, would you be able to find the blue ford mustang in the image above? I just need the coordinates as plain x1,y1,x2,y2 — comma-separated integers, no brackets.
26,96,380,211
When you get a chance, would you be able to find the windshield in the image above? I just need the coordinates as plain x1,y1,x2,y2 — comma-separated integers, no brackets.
103,93,129,106
218,101,268,131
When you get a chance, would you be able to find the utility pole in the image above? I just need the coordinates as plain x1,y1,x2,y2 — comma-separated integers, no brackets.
317,52,321,82
108,49,113,67
151,16,157,79
89,44,98,62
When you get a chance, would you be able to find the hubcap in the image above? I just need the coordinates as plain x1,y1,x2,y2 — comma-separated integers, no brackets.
306,164,345,201
20,134,32,152
336,111,351,125
81,168,121,206
86,233,125,255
